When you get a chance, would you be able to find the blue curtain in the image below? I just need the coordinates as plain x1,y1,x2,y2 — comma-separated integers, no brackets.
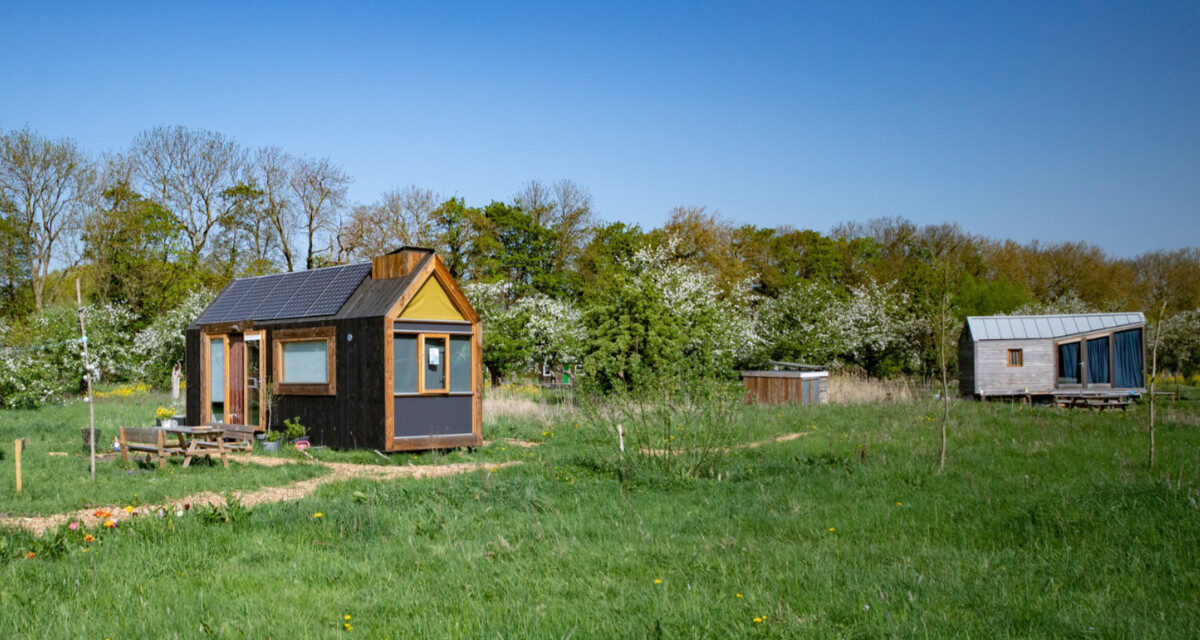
1113,329,1144,388
1058,342,1080,384
1087,337,1110,385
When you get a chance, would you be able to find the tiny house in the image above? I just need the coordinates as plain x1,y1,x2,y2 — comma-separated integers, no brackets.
185,247,482,451
958,313,1146,398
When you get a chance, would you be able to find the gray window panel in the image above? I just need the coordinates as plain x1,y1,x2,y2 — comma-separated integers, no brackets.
450,336,471,392
394,335,418,393
282,340,328,383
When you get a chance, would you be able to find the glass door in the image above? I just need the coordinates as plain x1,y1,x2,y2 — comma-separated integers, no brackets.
245,334,262,428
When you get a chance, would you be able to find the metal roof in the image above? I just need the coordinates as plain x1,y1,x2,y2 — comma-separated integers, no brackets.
966,312,1145,341
194,262,373,325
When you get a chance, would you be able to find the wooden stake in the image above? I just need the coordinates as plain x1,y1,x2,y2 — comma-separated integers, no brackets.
1149,302,1166,469
76,279,97,481
14,439,23,493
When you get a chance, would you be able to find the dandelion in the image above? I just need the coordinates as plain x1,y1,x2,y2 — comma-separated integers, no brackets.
314,512,324,518
654,578,662,584
752,617,762,623
896,502,902,506
828,527,835,532
344,615,352,620
736,593,743,598
84,534,95,543
344,623,353,631
124,505,134,514
68,521,80,531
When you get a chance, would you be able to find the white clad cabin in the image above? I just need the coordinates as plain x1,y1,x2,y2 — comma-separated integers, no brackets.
958,313,1146,398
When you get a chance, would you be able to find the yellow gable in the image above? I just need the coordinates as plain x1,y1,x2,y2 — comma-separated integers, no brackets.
399,276,465,321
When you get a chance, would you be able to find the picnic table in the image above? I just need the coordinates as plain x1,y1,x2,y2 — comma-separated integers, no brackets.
120,425,228,468
162,426,229,468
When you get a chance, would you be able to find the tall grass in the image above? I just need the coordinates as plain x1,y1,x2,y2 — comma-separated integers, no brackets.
828,371,917,403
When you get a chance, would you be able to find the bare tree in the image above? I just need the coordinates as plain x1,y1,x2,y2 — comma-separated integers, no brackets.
130,126,244,258
336,185,439,261
0,127,96,310
514,179,595,274
254,146,299,271
290,157,351,269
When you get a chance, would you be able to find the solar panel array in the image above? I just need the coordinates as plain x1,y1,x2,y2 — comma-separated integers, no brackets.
195,262,372,324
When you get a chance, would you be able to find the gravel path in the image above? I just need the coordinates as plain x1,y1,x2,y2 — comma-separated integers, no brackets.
0,456,520,537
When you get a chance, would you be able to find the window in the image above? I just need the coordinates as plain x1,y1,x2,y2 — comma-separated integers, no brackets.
273,327,336,395
450,336,471,392
208,336,226,421
1007,349,1023,367
283,341,328,383
394,332,473,395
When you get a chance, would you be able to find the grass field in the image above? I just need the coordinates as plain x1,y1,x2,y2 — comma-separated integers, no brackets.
1,390,1198,638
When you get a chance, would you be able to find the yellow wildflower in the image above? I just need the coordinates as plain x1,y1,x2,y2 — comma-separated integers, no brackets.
313,512,324,518
654,578,662,584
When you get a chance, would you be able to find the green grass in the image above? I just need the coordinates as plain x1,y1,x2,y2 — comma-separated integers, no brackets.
0,393,326,516
1,395,1199,638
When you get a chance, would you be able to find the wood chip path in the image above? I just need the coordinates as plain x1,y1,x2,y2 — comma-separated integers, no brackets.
0,456,519,537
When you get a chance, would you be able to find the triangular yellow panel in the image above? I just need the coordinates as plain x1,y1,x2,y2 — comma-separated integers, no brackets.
399,276,465,321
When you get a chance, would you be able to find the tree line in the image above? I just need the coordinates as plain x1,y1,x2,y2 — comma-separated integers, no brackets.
1,124,1198,406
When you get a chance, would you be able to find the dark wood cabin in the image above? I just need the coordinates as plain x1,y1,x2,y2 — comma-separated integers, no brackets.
958,313,1146,398
185,247,482,451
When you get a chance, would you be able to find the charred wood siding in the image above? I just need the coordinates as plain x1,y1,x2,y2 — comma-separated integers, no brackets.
263,316,387,450
957,327,975,396
185,328,201,424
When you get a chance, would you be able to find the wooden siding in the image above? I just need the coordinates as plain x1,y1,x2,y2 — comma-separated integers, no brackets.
742,373,828,405
975,339,1055,395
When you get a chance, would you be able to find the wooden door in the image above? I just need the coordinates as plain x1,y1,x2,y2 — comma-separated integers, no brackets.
228,335,246,424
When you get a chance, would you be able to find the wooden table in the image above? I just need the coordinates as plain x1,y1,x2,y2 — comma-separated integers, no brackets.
161,426,228,468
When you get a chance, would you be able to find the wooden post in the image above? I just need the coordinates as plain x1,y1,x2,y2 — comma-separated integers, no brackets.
1148,302,1166,469
14,439,23,493
76,279,97,481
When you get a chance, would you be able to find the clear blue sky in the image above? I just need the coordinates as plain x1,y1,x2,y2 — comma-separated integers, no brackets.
2,1,1197,256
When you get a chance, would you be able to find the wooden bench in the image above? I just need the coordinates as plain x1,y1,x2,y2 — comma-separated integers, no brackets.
119,427,185,468
206,423,257,457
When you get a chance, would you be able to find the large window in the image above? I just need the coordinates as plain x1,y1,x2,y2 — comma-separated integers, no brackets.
273,327,336,395
394,332,473,395
282,341,328,383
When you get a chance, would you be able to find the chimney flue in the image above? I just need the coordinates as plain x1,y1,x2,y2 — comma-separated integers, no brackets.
371,246,434,279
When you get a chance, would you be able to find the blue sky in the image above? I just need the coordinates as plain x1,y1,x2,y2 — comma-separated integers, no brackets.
2,1,1197,255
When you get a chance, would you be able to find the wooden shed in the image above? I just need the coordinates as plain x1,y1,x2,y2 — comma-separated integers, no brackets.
958,313,1146,398
742,363,829,405
185,247,482,451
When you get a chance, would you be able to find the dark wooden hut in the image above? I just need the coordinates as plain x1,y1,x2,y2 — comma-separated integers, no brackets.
185,247,482,451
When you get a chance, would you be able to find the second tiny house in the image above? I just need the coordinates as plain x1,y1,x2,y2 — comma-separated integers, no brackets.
185,247,482,451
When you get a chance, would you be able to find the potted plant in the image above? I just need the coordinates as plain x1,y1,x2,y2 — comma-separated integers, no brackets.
155,406,177,429
283,417,307,447
262,430,284,452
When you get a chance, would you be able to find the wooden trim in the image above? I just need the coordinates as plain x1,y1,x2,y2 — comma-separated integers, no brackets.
384,255,480,323
199,333,230,424
472,319,482,441
388,433,481,452
272,326,337,396
417,333,451,395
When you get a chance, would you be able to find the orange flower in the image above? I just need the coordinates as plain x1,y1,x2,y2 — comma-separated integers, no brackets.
25,552,35,559
84,534,95,543
103,519,117,528
93,509,111,518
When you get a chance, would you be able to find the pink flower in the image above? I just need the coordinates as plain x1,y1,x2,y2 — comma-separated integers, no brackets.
68,521,80,531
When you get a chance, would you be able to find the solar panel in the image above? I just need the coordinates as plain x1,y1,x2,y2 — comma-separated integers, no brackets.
195,263,372,324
